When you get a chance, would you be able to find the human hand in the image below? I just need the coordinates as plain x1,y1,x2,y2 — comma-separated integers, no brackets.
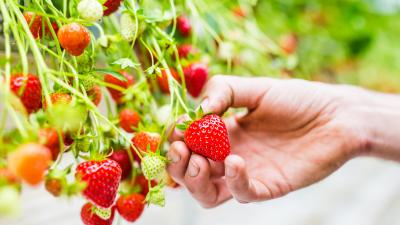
167,75,397,208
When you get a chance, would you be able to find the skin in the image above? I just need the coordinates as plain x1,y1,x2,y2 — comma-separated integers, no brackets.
167,75,400,208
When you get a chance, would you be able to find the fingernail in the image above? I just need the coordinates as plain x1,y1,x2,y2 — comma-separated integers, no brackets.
225,163,237,178
188,161,199,177
167,151,180,163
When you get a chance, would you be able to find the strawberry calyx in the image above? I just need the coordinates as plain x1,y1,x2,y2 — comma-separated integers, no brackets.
175,106,206,131
145,184,165,207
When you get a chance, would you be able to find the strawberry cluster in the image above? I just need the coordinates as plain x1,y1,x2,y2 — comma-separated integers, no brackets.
0,0,241,223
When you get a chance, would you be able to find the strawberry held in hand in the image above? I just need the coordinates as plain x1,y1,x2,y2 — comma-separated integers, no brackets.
183,63,208,98
75,159,122,208
10,73,42,114
183,114,230,161
58,23,91,56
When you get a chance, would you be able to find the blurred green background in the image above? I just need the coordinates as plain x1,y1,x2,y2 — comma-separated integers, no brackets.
254,0,400,92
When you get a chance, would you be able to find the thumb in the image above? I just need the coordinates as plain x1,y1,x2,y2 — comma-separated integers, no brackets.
200,75,275,115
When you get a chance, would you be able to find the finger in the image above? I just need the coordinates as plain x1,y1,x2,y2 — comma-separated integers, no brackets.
201,75,276,115
184,154,232,208
224,155,272,203
166,141,191,184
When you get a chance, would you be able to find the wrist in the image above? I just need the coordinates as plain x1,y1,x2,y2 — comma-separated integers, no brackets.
354,90,400,160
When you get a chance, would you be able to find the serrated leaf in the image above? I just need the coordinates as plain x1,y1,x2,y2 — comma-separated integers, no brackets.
112,58,140,69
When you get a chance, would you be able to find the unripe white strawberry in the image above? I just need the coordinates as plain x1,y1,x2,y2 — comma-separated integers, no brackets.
120,12,145,42
141,155,166,180
78,0,104,22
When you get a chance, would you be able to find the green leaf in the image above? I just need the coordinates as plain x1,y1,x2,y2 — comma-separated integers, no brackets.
95,69,127,82
188,110,196,120
175,124,188,131
112,58,140,70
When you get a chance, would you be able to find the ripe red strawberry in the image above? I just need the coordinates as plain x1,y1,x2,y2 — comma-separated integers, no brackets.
177,15,192,37
156,68,180,94
38,128,63,160
108,150,132,180
131,132,160,163
81,202,115,225
103,0,123,16
43,93,72,109
23,12,42,39
75,159,122,208
58,23,91,56
116,194,145,222
177,44,196,59
184,114,230,161
183,63,208,98
88,85,102,106
135,174,157,196
10,73,42,114
279,33,298,55
104,71,134,104
119,109,140,133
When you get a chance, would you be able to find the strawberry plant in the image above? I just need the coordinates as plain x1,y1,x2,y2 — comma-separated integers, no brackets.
0,0,288,223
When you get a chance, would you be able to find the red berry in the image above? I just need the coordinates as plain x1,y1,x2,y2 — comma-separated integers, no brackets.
104,71,134,104
88,85,102,106
75,159,122,208
183,63,208,98
177,44,196,59
131,132,160,163
280,33,298,55
23,12,42,39
156,68,180,94
10,73,42,114
108,150,132,180
177,16,192,37
38,128,63,160
103,0,123,16
119,109,140,133
135,174,157,196
81,202,115,225
116,194,145,222
58,23,91,56
184,114,230,161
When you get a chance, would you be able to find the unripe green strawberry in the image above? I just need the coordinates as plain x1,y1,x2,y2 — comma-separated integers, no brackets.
80,74,96,91
141,155,166,180
78,0,104,22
